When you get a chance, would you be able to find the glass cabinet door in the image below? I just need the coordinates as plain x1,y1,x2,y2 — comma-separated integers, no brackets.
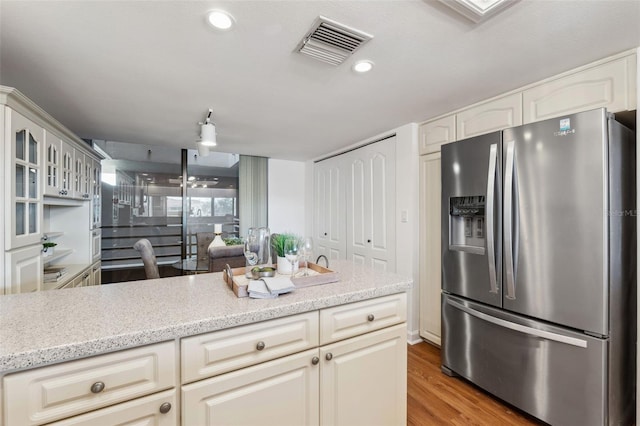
74,150,84,198
9,111,43,249
60,141,73,196
44,134,61,196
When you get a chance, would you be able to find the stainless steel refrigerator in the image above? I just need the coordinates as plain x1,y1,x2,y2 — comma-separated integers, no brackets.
440,108,636,425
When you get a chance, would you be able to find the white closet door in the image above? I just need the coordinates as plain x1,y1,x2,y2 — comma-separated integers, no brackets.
345,137,396,272
314,157,346,261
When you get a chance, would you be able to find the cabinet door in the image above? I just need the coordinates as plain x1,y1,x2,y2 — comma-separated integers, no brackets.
82,155,92,200
43,133,62,197
419,153,442,345
48,389,177,426
91,228,101,262
60,141,74,197
6,110,43,249
90,261,101,286
73,149,85,199
314,158,346,261
345,137,396,272
91,158,101,229
456,93,522,140
523,55,637,123
320,324,407,426
5,244,43,294
419,114,456,155
182,348,319,426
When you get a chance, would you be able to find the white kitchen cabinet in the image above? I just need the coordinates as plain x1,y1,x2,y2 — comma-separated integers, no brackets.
319,324,407,426
182,348,320,426
3,341,177,425
48,389,177,426
6,109,43,250
72,149,85,199
181,312,319,384
180,293,407,426
319,292,407,345
91,158,101,229
90,260,101,286
344,137,396,272
43,132,62,197
91,227,101,262
419,153,442,345
4,244,43,294
60,140,74,198
523,54,637,124
314,156,347,261
456,93,522,140
418,114,456,155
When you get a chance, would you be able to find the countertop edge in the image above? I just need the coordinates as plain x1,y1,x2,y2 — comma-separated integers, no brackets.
0,282,411,374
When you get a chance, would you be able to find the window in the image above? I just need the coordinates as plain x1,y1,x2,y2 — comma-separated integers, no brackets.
213,197,235,216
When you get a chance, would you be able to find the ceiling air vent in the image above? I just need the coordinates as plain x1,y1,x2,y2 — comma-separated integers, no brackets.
297,16,373,66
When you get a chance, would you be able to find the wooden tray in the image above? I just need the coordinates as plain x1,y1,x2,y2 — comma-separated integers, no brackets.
223,263,339,298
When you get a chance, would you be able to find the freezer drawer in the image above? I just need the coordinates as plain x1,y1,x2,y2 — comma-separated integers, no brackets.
441,294,609,426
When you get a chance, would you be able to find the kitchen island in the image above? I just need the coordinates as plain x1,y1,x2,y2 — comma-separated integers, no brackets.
0,260,411,425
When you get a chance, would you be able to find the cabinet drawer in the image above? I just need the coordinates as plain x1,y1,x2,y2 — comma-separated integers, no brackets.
3,341,176,426
48,389,177,426
320,293,407,345
181,311,319,384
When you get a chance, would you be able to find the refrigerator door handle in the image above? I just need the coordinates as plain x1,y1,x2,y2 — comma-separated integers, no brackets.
504,141,516,300
486,143,499,294
446,298,588,348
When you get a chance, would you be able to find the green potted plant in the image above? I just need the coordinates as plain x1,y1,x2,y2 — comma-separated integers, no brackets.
42,241,57,257
271,233,300,274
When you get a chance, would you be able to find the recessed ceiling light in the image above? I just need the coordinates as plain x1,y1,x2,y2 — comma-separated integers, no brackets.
188,176,196,181
353,60,374,73
207,10,234,30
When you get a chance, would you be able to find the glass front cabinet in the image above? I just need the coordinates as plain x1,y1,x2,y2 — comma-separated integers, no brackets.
2,86,103,295
7,110,43,250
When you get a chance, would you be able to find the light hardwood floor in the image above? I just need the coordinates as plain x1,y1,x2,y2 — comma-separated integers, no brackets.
407,341,543,425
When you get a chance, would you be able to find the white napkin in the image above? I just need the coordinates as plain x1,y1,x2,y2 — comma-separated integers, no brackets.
247,280,278,299
261,276,295,295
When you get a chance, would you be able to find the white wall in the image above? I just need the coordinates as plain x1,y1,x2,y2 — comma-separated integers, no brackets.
267,159,306,236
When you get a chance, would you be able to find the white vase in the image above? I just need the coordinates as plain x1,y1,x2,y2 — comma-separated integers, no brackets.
277,256,299,274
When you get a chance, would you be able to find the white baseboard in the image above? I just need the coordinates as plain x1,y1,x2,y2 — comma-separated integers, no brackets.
409,329,441,347
407,329,423,345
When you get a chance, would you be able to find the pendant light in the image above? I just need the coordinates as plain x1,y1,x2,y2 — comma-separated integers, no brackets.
197,109,217,156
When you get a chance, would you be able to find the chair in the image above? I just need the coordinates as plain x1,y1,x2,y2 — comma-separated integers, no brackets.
133,239,160,279
196,232,215,270
208,244,246,273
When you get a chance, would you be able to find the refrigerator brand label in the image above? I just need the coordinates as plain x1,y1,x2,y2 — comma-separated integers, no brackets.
554,118,576,136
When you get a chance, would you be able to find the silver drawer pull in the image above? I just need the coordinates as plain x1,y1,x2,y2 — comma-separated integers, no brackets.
325,353,333,361
90,381,105,394
256,341,266,351
367,314,375,322
159,402,172,414
311,356,320,365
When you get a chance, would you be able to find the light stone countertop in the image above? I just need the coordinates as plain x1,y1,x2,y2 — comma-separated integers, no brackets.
0,260,412,374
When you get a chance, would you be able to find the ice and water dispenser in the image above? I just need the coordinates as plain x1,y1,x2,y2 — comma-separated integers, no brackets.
448,196,486,254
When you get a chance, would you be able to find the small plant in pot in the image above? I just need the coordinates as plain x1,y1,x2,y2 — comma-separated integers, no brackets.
42,242,57,257
271,233,300,274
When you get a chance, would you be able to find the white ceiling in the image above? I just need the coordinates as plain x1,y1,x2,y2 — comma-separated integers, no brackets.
1,1,639,161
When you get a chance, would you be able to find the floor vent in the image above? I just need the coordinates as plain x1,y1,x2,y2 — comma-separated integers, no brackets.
297,16,373,66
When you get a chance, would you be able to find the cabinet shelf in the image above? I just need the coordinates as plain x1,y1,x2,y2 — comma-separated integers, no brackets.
43,249,73,265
